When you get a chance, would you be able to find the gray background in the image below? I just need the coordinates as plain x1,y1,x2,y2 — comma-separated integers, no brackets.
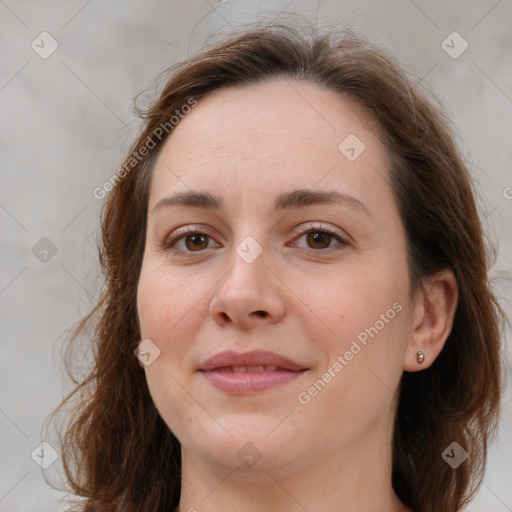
1,1,511,510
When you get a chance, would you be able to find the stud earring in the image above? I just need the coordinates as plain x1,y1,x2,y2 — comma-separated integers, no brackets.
416,351,425,365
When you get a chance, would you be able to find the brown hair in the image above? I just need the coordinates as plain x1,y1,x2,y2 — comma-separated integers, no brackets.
49,20,503,512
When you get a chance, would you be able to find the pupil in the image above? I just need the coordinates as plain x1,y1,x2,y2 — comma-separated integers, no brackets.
187,234,207,251
308,232,330,249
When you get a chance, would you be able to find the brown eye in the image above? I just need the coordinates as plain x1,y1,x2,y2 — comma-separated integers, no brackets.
163,229,219,256
306,231,334,250
291,227,348,254
183,233,210,251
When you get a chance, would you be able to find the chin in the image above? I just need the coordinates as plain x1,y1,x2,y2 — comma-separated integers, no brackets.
178,414,307,473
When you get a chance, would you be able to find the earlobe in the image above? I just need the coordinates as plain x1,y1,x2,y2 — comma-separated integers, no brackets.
403,269,458,372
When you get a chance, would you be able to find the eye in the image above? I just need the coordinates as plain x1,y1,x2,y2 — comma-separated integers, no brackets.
291,226,348,253
162,228,219,255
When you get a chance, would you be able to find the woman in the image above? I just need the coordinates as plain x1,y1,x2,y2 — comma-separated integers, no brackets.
51,21,503,512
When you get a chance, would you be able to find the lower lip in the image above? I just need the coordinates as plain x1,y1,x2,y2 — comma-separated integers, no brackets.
201,370,305,393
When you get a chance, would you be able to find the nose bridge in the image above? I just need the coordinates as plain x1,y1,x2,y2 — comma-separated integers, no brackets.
209,230,286,327
224,231,268,296
229,198,269,268
235,233,266,266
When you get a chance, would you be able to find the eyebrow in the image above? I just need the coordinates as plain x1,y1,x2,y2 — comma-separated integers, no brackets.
152,189,371,217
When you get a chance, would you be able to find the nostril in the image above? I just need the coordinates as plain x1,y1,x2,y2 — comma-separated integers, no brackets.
255,311,267,318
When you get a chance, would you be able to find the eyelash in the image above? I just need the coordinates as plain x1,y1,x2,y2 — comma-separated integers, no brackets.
161,224,349,258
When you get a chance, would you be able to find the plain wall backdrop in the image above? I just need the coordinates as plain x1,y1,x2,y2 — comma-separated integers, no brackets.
1,1,511,510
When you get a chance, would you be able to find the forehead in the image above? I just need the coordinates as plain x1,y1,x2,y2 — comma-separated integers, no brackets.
149,79,391,208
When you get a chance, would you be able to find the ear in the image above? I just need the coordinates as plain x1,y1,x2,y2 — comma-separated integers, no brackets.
403,269,458,371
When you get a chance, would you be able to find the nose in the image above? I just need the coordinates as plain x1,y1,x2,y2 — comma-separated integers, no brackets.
209,244,286,330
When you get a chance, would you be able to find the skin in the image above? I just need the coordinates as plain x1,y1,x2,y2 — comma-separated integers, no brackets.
136,79,458,512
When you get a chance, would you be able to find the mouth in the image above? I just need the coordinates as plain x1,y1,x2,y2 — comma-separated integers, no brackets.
210,365,292,373
198,350,309,394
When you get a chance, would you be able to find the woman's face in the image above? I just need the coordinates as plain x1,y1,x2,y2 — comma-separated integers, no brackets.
137,79,416,476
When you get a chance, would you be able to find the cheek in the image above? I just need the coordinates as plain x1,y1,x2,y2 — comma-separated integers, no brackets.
293,263,409,406
137,261,195,341
137,263,204,439
136,268,192,390
292,259,408,341
136,258,218,392
295,306,408,451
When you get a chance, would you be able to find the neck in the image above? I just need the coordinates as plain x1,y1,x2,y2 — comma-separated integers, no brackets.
175,418,409,512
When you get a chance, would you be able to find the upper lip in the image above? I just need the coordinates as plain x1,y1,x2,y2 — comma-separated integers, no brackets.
199,350,307,372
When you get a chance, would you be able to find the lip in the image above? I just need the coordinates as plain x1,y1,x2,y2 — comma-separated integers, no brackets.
198,350,308,394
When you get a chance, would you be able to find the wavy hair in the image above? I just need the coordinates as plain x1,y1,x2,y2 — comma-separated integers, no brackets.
48,20,504,512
